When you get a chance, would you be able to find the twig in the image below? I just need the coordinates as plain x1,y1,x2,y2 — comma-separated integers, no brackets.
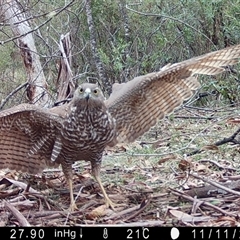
33,211,66,218
190,173,240,197
103,205,141,221
4,200,31,226
173,115,215,120
185,104,240,112
121,198,151,222
185,179,240,198
1,1,75,45
24,192,63,210
198,159,236,171
64,186,85,225
169,188,237,217
213,127,240,145
0,82,27,110
187,126,240,156
43,168,63,173
139,137,171,145
126,5,215,46
223,175,240,181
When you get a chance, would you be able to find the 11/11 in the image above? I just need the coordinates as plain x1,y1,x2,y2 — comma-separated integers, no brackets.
192,228,238,239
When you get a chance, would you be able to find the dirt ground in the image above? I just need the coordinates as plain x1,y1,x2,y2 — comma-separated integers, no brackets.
1,105,240,227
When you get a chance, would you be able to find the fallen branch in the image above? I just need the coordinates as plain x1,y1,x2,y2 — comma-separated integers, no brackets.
169,188,237,217
4,200,31,226
174,115,215,120
24,192,63,210
103,205,140,221
198,159,236,171
189,173,240,197
0,177,39,194
121,198,151,222
185,179,240,198
187,126,240,156
33,210,66,218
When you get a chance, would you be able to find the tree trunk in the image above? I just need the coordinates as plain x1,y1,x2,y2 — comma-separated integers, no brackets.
85,0,111,95
56,33,75,102
119,0,131,82
1,0,49,106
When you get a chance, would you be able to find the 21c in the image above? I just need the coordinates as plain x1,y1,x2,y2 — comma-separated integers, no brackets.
127,228,149,239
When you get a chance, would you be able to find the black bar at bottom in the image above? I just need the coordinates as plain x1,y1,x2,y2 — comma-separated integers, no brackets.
4,227,240,240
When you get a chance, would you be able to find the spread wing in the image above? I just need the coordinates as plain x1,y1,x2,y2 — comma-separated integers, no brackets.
106,44,240,144
0,103,63,174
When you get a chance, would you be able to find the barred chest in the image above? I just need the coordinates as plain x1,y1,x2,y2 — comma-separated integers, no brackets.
61,105,116,152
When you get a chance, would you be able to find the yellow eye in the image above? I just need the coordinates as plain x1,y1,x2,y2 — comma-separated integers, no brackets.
93,89,98,95
79,88,84,93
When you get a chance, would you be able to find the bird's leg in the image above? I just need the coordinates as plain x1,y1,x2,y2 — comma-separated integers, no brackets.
68,177,78,211
62,163,77,211
91,161,115,210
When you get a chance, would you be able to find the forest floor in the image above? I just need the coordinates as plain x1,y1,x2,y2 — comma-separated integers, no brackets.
1,104,240,227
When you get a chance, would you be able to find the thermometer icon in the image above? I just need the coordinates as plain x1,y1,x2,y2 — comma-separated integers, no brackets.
103,228,108,239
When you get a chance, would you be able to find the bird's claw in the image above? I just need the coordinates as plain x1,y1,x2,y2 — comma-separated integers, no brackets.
68,202,78,212
105,200,127,211
105,198,116,211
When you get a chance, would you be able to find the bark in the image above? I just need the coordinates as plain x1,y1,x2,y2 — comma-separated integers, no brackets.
56,33,75,102
1,0,49,106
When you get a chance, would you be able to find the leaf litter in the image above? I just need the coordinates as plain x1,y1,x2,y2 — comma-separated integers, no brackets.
1,106,240,226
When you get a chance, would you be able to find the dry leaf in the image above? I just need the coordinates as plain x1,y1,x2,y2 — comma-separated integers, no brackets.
227,118,240,125
178,159,193,171
194,163,209,172
87,205,112,219
216,216,237,225
158,155,177,164
201,145,219,151
169,209,212,222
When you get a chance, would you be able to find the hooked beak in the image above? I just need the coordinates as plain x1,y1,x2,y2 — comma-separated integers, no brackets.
84,88,91,100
